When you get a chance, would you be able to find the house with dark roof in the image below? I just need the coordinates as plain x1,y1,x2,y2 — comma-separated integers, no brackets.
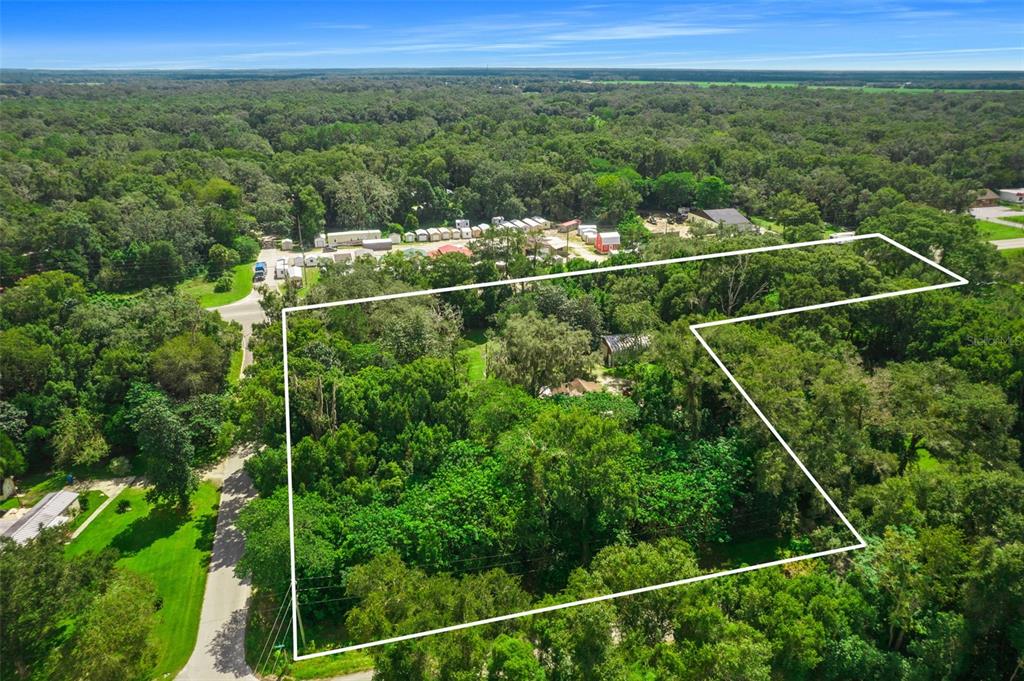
689,208,756,232
972,189,1000,208
600,334,650,367
540,378,604,398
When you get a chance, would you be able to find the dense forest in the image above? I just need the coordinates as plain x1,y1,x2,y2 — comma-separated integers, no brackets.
2,75,1022,291
1,75,1022,681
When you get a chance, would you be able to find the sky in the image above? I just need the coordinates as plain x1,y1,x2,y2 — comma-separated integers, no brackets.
1,1,1022,71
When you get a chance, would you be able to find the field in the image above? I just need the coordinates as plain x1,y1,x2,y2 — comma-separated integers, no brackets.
67,483,219,678
976,220,1024,240
179,262,255,308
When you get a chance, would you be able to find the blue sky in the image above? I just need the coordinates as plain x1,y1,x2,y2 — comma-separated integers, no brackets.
2,1,1022,70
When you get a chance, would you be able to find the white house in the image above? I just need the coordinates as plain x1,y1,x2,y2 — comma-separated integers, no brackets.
998,188,1024,204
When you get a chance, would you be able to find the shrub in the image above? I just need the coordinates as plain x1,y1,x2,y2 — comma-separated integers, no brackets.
214,272,234,292
108,456,131,476
232,235,260,262
116,499,131,514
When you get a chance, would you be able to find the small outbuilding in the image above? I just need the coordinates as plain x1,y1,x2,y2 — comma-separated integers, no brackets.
595,231,621,254
600,334,651,367
557,219,581,233
972,189,1000,208
280,238,294,251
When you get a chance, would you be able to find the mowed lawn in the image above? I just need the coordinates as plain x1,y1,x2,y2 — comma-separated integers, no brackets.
976,220,1024,240
179,262,255,308
67,483,219,679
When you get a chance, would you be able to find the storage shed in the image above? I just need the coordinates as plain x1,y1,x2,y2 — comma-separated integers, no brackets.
595,231,621,254
600,334,651,367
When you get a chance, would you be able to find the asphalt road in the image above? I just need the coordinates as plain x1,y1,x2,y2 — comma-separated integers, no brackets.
992,237,1024,250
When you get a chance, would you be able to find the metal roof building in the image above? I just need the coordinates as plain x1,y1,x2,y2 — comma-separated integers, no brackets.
0,490,79,544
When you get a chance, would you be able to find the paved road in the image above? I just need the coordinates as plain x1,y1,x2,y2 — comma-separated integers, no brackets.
177,265,275,681
177,449,259,681
992,237,1024,250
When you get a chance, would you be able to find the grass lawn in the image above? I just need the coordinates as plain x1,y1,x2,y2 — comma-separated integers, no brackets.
245,592,373,680
1002,215,1024,224
457,329,490,382
228,347,244,384
1,471,66,510
66,489,109,533
67,483,219,679
749,215,785,234
180,262,255,308
976,220,1024,240
296,267,321,299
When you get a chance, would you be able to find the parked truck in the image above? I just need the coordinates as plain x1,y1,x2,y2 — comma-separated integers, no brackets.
253,261,267,282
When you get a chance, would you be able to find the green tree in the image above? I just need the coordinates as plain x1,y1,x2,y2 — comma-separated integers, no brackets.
651,171,698,210
65,571,159,681
294,184,325,243
488,312,595,396
150,332,229,400
197,177,242,209
0,271,87,326
770,191,822,227
207,243,239,279
132,390,197,508
52,407,109,468
870,360,1018,473
595,173,641,225
695,176,731,209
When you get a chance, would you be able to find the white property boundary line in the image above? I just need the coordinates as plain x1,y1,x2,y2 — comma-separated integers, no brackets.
280,232,967,659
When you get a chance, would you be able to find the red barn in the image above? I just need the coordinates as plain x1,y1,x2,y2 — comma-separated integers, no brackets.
595,231,621,254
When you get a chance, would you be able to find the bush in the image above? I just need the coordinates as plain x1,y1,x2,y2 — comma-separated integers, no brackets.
108,456,130,476
116,499,131,514
232,235,260,262
213,272,234,292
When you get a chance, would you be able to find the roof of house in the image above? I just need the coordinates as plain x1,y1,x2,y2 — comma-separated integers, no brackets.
549,378,604,397
430,244,472,257
598,231,621,244
601,334,651,354
693,208,753,225
558,219,581,228
2,490,78,544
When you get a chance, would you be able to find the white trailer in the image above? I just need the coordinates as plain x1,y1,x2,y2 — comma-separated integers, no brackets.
362,238,393,252
322,229,382,247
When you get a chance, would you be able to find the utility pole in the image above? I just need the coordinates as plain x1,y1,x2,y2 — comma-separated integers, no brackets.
291,192,308,287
